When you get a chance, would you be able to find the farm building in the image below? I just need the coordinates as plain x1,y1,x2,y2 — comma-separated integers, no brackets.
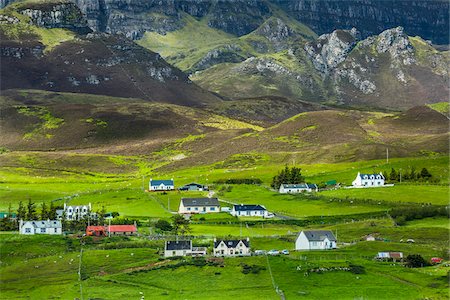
279,183,318,193
295,230,337,250
178,183,208,191
86,225,107,237
214,238,251,257
108,224,137,236
0,212,16,219
376,252,403,261
149,179,175,191
19,220,62,235
178,198,220,214
231,204,270,217
352,172,385,187
165,240,192,257
56,203,92,221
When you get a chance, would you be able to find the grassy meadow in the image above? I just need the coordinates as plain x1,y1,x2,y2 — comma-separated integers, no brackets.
0,151,448,299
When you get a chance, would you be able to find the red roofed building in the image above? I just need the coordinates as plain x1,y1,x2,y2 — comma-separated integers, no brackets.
108,224,137,236
86,226,107,237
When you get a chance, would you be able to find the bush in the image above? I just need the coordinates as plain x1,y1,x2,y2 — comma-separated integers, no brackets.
406,254,429,268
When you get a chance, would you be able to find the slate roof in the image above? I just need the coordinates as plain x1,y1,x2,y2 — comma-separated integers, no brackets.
214,239,250,248
233,204,266,211
299,230,336,242
281,184,317,189
25,220,61,228
358,173,384,180
150,179,174,186
166,240,192,251
108,225,137,232
181,198,219,207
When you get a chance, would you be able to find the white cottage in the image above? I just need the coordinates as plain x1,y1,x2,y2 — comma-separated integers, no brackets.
231,204,269,217
295,230,337,250
279,183,318,193
164,240,192,257
19,220,62,235
149,179,175,191
352,172,385,187
214,238,251,257
61,203,92,220
178,198,220,214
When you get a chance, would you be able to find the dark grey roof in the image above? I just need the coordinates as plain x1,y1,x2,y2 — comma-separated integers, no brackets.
233,204,266,211
181,198,219,207
25,220,61,228
165,240,191,251
300,230,336,242
214,239,250,248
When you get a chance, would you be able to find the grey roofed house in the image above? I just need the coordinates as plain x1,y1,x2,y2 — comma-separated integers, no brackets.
214,239,250,248
181,198,219,207
301,230,336,242
165,240,192,251
233,204,266,211
32,220,62,228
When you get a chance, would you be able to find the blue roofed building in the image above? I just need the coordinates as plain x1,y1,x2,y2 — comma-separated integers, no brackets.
149,178,175,191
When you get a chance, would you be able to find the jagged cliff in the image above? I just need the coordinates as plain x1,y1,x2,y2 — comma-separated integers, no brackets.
2,0,448,44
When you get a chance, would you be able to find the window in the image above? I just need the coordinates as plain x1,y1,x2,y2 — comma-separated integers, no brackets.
25,228,31,233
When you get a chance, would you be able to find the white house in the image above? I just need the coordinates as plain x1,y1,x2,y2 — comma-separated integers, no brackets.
213,238,251,257
295,230,337,250
178,198,220,214
19,220,62,235
164,240,192,257
231,204,269,217
352,172,385,187
149,179,175,191
279,183,318,193
59,203,92,220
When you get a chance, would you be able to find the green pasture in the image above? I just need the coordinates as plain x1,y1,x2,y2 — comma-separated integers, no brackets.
320,184,449,205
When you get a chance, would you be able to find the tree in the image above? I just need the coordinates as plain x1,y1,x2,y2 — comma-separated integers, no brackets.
26,199,37,220
17,201,26,220
389,168,398,182
40,202,48,220
171,214,190,236
48,202,57,219
406,254,429,268
420,168,432,179
155,219,173,232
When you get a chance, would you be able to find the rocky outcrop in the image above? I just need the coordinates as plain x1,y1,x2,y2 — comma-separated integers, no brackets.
18,2,91,34
254,18,294,51
192,44,246,72
305,28,360,74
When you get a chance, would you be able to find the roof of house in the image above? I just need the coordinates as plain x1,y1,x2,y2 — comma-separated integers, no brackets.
24,220,61,228
181,198,219,207
181,183,205,188
108,225,137,232
86,226,106,231
299,230,336,242
165,240,192,251
281,183,317,189
358,173,385,180
214,239,250,248
233,204,266,211
150,179,174,186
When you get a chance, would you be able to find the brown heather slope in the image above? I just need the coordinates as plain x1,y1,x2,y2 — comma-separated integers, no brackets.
163,107,449,169
0,90,259,153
